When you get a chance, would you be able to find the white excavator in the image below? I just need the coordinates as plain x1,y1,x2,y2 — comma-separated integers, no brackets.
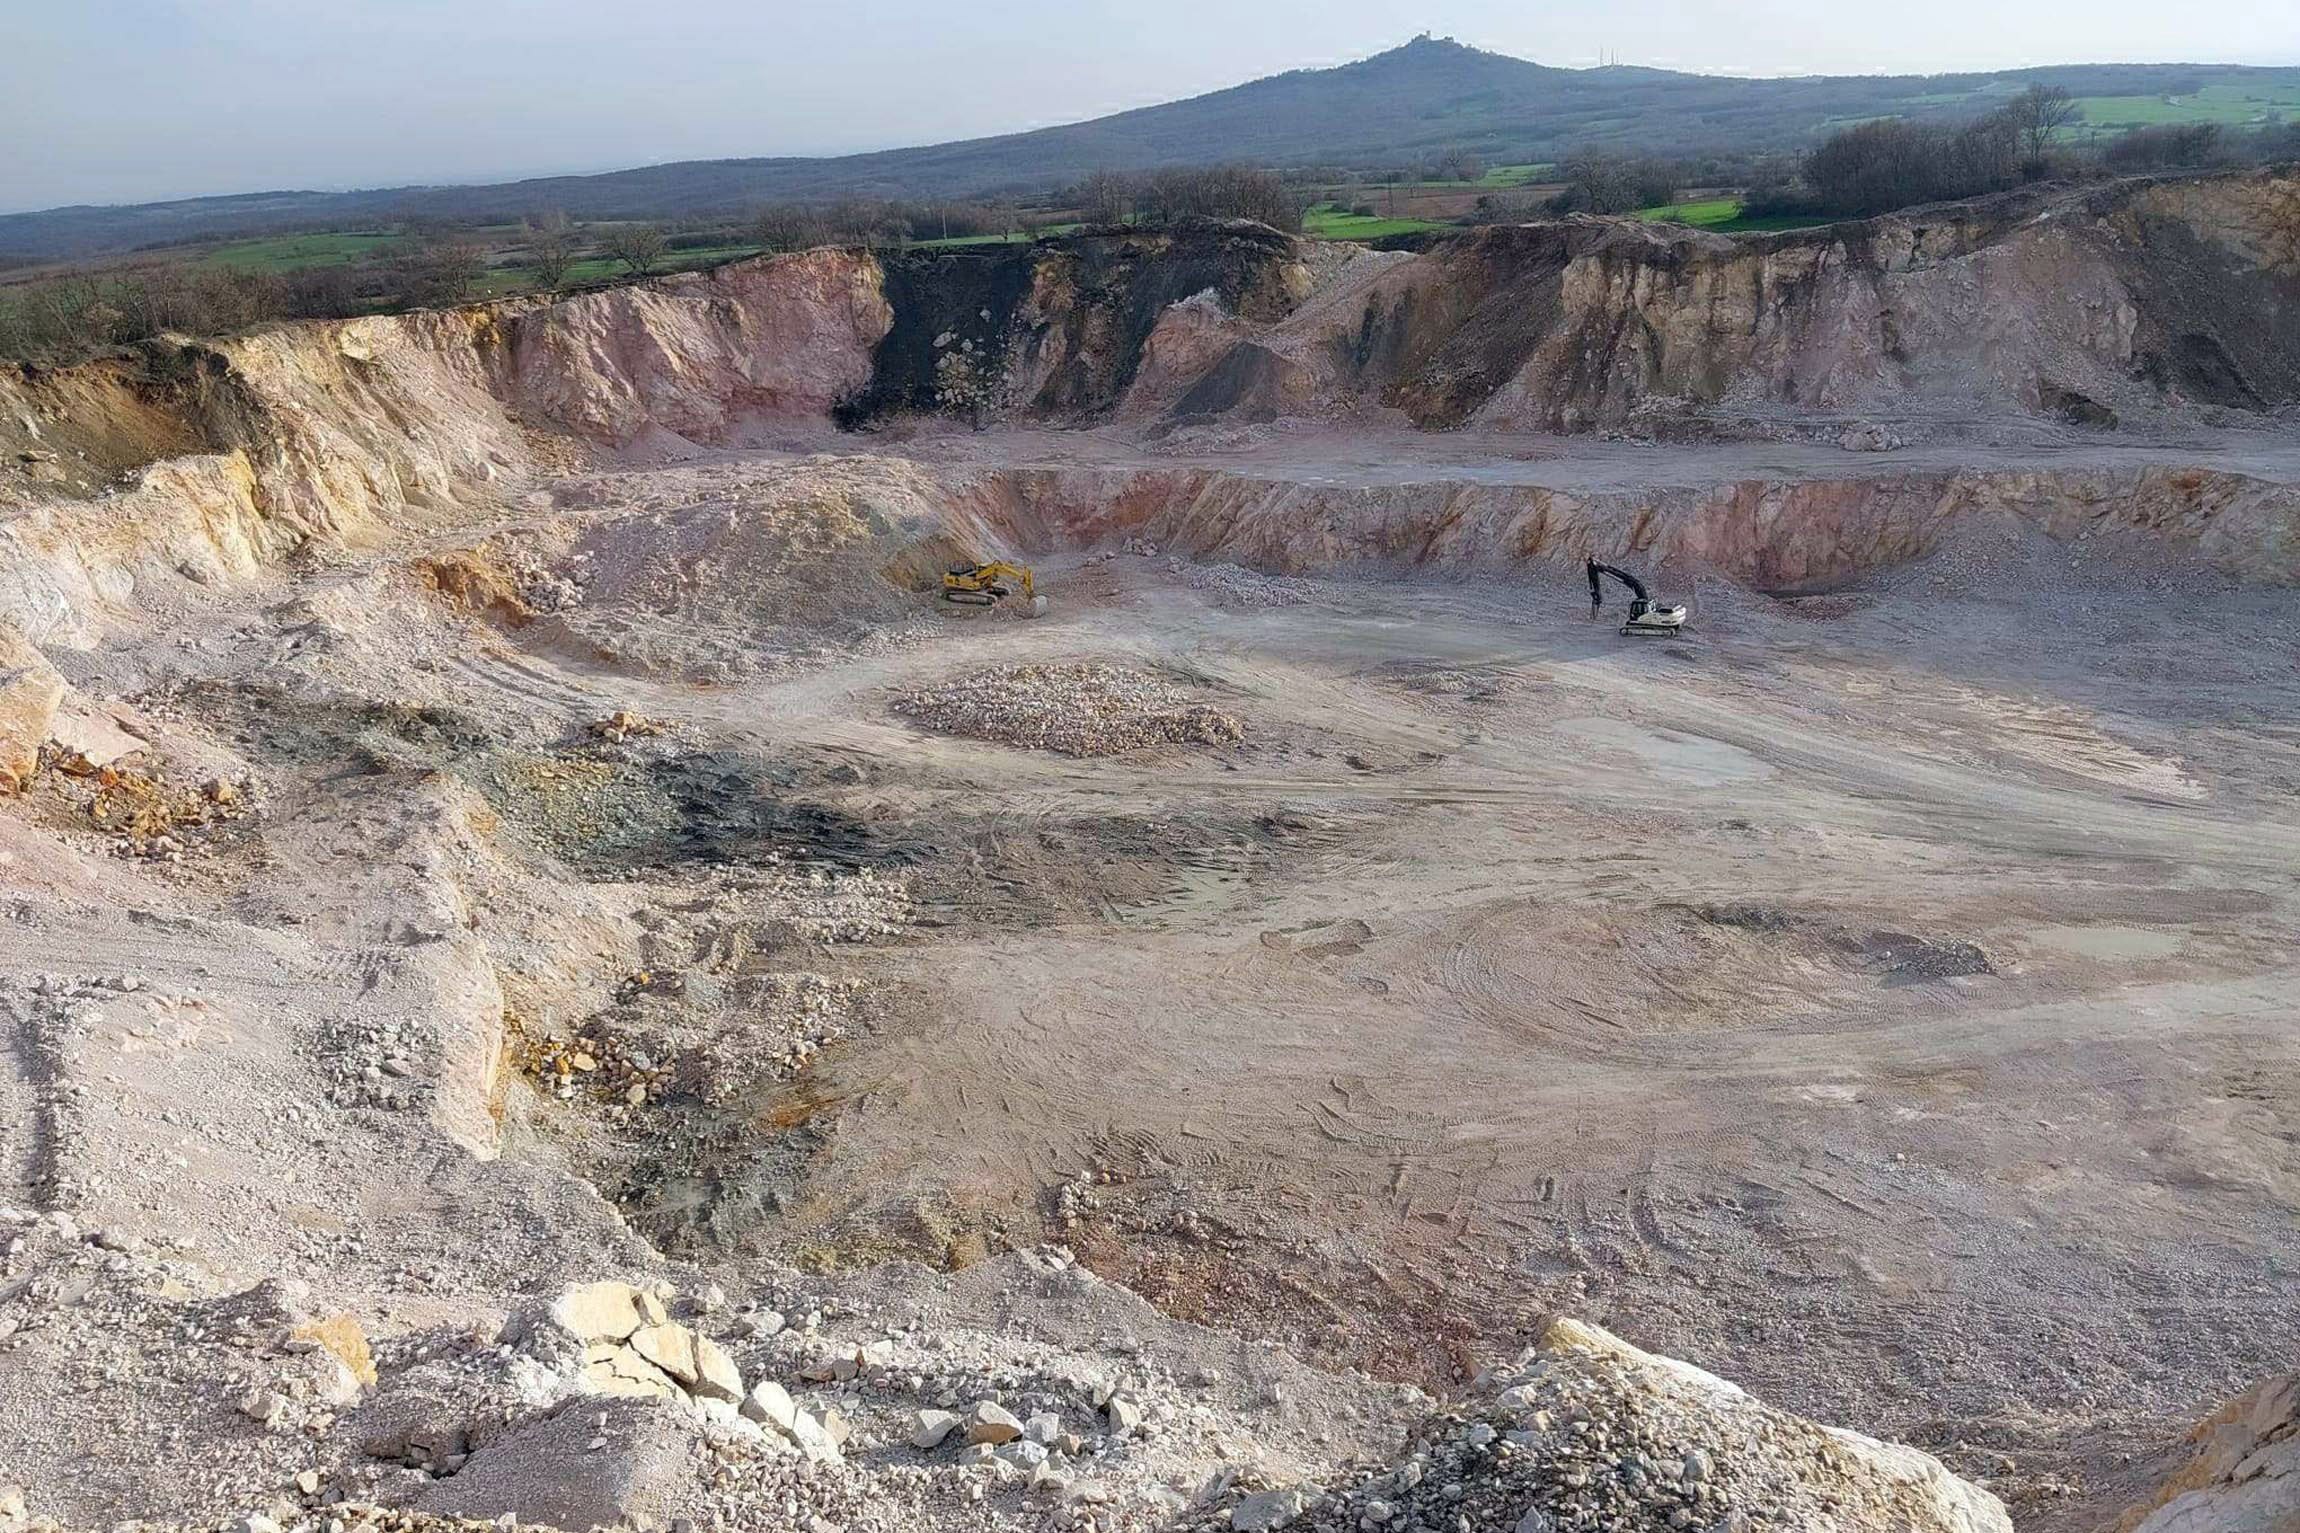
1586,558,1688,637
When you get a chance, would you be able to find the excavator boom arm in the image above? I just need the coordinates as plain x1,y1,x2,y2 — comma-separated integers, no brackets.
1586,559,1648,611
943,560,1036,601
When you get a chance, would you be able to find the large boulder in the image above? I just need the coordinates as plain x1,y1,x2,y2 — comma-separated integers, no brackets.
419,1399,698,1530
2116,1373,2300,1533
529,1283,747,1412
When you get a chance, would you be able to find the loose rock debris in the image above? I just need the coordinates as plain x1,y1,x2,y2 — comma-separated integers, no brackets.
1192,1320,2009,1533
36,748,253,860
587,709,667,744
7,185,2300,1533
893,665,1245,757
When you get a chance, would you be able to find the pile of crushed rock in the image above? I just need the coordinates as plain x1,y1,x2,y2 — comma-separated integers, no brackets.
1179,562,1319,609
0,1242,2024,1533
1084,538,1320,609
1193,1320,2012,1533
893,665,1244,757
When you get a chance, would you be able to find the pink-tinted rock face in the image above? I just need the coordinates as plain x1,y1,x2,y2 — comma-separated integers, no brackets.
501,249,890,445
954,459,2300,591
1,174,2296,651
0,250,894,641
1132,171,2300,433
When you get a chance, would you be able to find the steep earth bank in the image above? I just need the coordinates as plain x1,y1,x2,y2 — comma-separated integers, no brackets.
7,169,2298,509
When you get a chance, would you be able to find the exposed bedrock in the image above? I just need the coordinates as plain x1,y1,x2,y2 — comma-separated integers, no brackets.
1145,170,2300,431
0,172,2295,649
961,460,2300,590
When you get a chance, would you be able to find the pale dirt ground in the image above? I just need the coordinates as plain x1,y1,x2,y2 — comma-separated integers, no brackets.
588,496,2300,1530
872,416,2300,487
5,428,2298,1530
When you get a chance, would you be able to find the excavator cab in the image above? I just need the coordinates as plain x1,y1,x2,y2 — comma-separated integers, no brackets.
1586,558,1687,637
942,560,1047,617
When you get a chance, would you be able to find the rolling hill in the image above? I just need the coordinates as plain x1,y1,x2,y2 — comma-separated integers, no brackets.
7,36,2298,261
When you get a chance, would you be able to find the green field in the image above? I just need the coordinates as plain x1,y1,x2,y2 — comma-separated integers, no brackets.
2072,82,2300,129
466,242,761,295
1635,198,1830,233
1476,163,1555,187
914,222,1084,250
197,231,407,270
1303,204,1449,239
913,231,1031,250
1635,198,1743,227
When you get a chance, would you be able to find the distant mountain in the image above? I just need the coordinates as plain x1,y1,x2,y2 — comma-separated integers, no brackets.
7,37,2296,261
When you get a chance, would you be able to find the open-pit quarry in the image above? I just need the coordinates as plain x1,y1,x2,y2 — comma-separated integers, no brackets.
3,171,2300,1533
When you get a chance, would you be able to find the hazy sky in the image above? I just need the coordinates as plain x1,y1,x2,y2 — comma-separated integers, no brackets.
8,0,2297,213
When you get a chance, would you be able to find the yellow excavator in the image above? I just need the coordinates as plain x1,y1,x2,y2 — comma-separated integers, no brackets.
941,561,1047,617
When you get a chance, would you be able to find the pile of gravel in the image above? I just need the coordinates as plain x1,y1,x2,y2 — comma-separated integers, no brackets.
1180,561,1320,608
893,665,1244,757
1193,1319,2008,1533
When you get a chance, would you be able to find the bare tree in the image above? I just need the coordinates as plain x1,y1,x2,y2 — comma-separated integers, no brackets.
2005,85,2082,172
1077,171,1136,227
1551,154,1679,215
603,222,668,277
752,205,818,253
1434,148,1485,182
525,211,580,288
1132,167,1303,231
1802,114,2020,216
2102,123,2228,172
389,235,486,307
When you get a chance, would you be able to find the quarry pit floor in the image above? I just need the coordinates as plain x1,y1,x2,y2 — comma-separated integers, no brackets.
502,439,2300,1514
8,431,2300,1528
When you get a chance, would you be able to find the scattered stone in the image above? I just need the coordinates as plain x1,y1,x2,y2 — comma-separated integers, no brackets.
588,709,666,744
1233,1487,1307,1530
293,1313,378,1389
237,1388,287,1427
690,1335,745,1403
912,1409,962,1449
965,1400,1026,1445
1838,422,1905,452
787,1408,844,1464
551,1281,648,1344
741,1379,799,1433
629,1323,700,1385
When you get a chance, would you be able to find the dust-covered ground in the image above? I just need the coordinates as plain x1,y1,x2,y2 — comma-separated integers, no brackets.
3,427,2297,1533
